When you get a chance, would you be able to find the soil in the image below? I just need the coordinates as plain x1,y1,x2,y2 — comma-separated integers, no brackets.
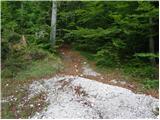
57,44,159,98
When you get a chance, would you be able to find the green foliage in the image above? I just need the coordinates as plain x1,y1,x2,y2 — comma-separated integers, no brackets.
95,49,120,68
1,41,61,79
1,40,10,61
58,1,158,64
123,65,158,79
2,47,62,80
143,79,159,89
134,53,159,59
1,103,15,119
79,51,95,61
15,55,62,81
112,39,126,49
64,26,121,52
25,46,50,60
2,51,29,78
7,32,21,44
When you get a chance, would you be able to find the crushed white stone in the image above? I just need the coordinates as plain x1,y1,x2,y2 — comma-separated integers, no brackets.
100,77,104,80
110,79,118,84
30,104,34,108
82,64,101,76
1,95,15,103
83,62,87,64
1,99,9,103
80,74,83,77
110,79,127,85
29,75,159,119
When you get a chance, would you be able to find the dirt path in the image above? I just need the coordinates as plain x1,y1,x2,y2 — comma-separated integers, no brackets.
57,45,157,97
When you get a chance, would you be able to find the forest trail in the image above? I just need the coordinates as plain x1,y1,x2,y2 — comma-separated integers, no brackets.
58,45,139,93
58,45,158,98
28,45,159,119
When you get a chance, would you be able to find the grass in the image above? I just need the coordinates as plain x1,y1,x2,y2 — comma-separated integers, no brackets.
15,55,62,81
1,54,62,81
122,65,159,90
1,53,63,119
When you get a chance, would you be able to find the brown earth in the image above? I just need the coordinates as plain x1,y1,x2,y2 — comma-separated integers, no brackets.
57,44,159,98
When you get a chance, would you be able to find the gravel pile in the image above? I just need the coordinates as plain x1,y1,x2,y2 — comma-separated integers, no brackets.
29,75,159,119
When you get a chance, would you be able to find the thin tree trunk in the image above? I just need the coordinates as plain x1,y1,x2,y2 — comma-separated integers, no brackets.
50,1,57,47
21,2,26,46
149,18,156,65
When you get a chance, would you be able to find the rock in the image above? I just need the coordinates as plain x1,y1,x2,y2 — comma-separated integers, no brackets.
14,97,17,101
119,81,126,85
100,77,104,80
36,112,40,115
110,79,118,84
30,104,34,108
80,74,83,77
128,84,134,89
74,65,78,68
152,106,159,116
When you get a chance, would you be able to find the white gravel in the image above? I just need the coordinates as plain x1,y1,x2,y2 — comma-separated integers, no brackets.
110,79,127,85
82,64,101,76
29,75,159,119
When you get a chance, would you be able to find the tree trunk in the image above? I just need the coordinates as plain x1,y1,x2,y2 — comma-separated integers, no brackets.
149,18,156,65
50,1,57,47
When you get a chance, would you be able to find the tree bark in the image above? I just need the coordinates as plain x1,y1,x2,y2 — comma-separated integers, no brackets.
50,1,57,47
149,18,156,65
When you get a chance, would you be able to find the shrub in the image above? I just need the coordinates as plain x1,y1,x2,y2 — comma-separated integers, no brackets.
27,49,49,60
7,32,21,44
1,68,13,78
2,55,29,78
123,64,158,79
79,51,95,61
95,49,120,68
1,39,10,61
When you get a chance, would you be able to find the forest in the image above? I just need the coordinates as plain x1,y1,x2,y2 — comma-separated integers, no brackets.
1,1,159,119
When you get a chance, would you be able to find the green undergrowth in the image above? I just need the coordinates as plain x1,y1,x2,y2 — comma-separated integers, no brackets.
78,50,159,90
15,55,62,81
2,49,62,81
1,48,62,119
123,66,159,90
78,50,95,61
